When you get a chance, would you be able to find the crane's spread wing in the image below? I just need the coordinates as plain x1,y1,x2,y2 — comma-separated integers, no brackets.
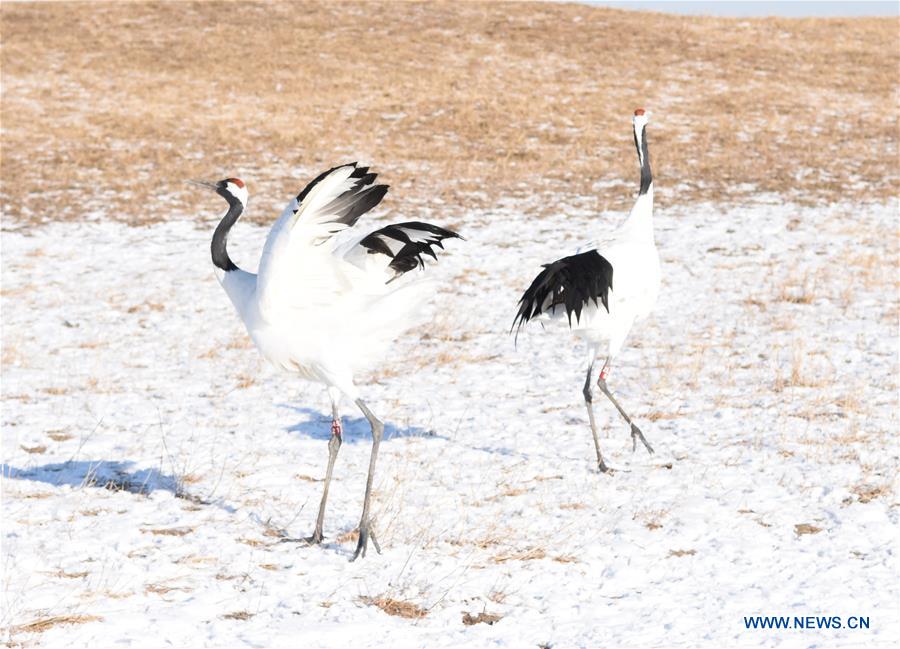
512,250,614,336
256,163,388,317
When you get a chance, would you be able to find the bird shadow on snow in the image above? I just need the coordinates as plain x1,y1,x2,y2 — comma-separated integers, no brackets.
1,460,229,508
279,405,446,444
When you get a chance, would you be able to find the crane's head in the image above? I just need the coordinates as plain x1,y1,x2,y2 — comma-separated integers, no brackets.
189,177,248,209
633,107,650,130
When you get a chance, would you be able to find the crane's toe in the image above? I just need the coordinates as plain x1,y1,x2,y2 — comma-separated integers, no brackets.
278,534,321,546
598,458,614,474
350,523,382,561
631,423,655,455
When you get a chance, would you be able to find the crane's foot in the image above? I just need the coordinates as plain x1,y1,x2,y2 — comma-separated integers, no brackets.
631,423,655,455
304,528,325,545
596,456,613,473
278,533,323,546
350,523,382,561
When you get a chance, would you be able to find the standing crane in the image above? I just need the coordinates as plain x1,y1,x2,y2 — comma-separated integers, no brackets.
193,163,460,559
512,109,659,472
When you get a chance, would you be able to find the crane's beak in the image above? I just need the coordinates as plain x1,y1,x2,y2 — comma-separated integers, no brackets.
186,179,218,191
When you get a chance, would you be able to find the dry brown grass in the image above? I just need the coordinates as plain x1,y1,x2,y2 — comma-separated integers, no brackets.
448,533,505,549
46,430,73,441
234,373,256,389
1,3,896,227
141,527,193,537
20,444,47,454
145,583,192,595
222,611,254,621
336,528,360,544
462,610,503,626
10,614,102,635
851,482,893,503
634,508,668,530
491,547,547,563
361,596,428,619
794,522,823,536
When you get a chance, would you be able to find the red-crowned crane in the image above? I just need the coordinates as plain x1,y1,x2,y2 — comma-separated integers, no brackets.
512,109,659,472
193,163,460,559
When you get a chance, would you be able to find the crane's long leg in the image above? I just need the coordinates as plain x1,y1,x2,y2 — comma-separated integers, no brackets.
583,363,610,473
306,398,343,544
351,398,384,561
596,359,654,455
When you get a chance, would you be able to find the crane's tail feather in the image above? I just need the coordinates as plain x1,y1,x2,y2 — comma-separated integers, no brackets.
512,250,614,341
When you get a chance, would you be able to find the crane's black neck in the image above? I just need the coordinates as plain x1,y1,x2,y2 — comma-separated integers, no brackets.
211,192,242,272
633,124,652,195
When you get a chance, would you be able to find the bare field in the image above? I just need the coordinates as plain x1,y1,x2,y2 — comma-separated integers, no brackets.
1,1,898,225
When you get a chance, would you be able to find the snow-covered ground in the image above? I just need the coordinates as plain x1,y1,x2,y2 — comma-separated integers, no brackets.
2,196,897,647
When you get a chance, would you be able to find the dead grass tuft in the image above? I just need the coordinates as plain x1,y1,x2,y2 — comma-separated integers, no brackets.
10,614,102,635
794,523,823,536
448,534,505,549
777,272,818,305
634,509,668,530
851,483,892,504
237,538,269,547
645,410,683,422
462,611,503,626
235,373,256,389
668,549,697,558
20,444,47,454
126,302,165,313
142,527,193,537
491,547,547,563
52,569,89,579
145,583,191,595
293,474,323,482
222,611,254,621
361,596,428,620
336,529,360,544
488,589,508,604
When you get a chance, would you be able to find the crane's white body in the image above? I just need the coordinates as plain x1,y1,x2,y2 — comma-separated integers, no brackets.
567,187,659,359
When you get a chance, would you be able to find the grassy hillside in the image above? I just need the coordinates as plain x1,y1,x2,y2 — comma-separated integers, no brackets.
1,1,897,224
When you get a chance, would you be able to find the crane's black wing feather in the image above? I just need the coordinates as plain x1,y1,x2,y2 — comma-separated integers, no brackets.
292,163,388,229
359,221,462,282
